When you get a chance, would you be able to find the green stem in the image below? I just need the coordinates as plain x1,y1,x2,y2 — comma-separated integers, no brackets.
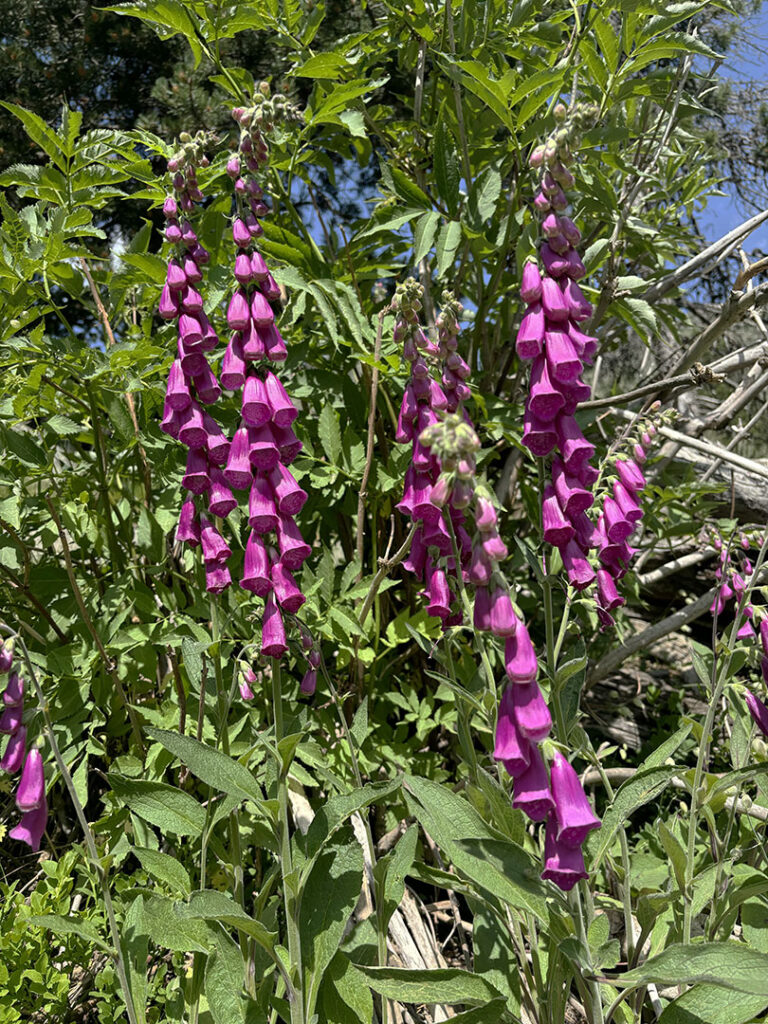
272,658,305,1024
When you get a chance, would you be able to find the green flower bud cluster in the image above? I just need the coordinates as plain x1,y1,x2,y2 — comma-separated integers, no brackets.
167,130,213,174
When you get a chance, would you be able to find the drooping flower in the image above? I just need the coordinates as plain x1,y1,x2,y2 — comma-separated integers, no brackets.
549,750,601,847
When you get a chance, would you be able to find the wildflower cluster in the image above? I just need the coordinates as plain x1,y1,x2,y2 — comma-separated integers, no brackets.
0,641,46,851
160,87,312,668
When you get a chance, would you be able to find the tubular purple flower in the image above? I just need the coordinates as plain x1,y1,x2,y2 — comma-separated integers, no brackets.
540,244,569,280
177,337,207,377
567,324,598,364
468,541,493,585
165,360,192,411
475,496,498,533
234,251,254,284
270,560,306,614
3,671,24,707
166,259,187,291
250,290,274,327
559,216,581,246
262,323,288,362
556,415,595,473
205,564,232,594
552,458,593,516
425,564,452,620
504,623,538,683
300,669,317,696
264,371,298,427
176,499,200,546
596,568,623,611
208,471,237,518
481,528,508,562
522,403,558,457
1,725,26,773
0,705,22,735
561,278,591,322
162,195,178,219
203,414,230,466
223,426,255,490
512,744,555,822
550,750,601,846
227,289,251,331
540,276,570,319
0,643,13,674
473,586,493,631
603,497,634,543
181,448,211,494
276,515,311,569
613,480,643,524
178,401,208,449
248,474,279,533
191,362,221,405
559,376,591,414
242,375,271,427
181,284,204,315
516,302,545,359
241,532,271,595
528,356,566,421
541,815,589,891
16,747,44,811
511,678,552,741
542,486,575,547
9,794,47,852
746,690,768,738
273,423,303,465
239,677,255,701
564,249,586,280
233,218,251,248
760,619,768,658
269,463,308,516
178,313,203,348
615,457,645,494
250,251,269,279
200,516,232,564
261,272,281,302
493,687,531,776
248,423,280,470
242,322,266,361
159,283,180,320
183,255,202,284
490,586,518,638
545,330,582,383
261,594,288,658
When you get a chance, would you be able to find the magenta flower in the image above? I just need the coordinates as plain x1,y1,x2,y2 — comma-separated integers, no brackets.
16,747,44,812
261,594,288,658
549,751,601,846
176,500,200,546
541,815,589,891
504,624,538,684
0,642,13,674
746,690,768,739
0,705,23,735
511,678,552,741
493,688,531,777
300,669,317,696
512,744,555,822
3,671,24,707
270,560,306,614
9,794,47,852
1,725,26,773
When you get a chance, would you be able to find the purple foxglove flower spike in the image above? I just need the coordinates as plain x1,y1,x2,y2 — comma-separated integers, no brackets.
516,302,545,360
300,669,317,696
542,485,575,547
512,744,555,822
205,564,232,594
264,371,298,427
504,624,538,683
250,290,274,327
191,362,221,405
473,586,493,631
261,272,281,301
241,532,272,595
615,457,645,494
165,360,192,412
567,324,598,363
522,403,558,457
272,423,302,465
559,216,581,246
263,323,288,362
520,261,543,303
248,423,281,470
276,515,311,569
250,251,269,279
746,690,768,738
541,815,589,891
490,587,518,638
223,426,255,490
234,251,254,284
178,313,203,348
269,463,308,516
550,750,601,846
261,594,288,658
159,283,180,321
0,705,22,735
249,474,279,534
227,289,251,331
9,793,47,852
166,259,187,291
596,568,623,611
564,249,586,280
242,375,271,427
603,497,633,543
540,275,570,318
552,458,593,516
613,481,643,524
548,232,570,256
511,678,552,741
545,330,582,384
540,244,569,280
176,500,201,546
528,355,566,422
425,564,452,620
493,687,531,777
561,278,591,322
200,516,232,564
181,448,211,494
1,725,26,773
270,560,306,614
16,747,44,811
3,671,24,707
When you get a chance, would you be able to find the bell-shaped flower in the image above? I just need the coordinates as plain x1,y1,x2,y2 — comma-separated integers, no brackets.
561,540,596,590
596,569,623,611
200,516,231,565
542,486,575,548
261,594,288,659
540,244,569,280
176,500,200,546
165,360,192,411
468,541,493,585
567,324,598,364
221,334,247,392
425,564,452,621
242,375,270,427
251,250,269,280
227,288,251,331
223,426,254,490
545,330,582,384
276,515,311,569
232,218,252,248
208,469,237,518
561,278,591,322
504,623,538,683
234,250,254,284
516,302,545,360
3,671,24,707
746,690,768,738
270,559,306,614
191,362,220,405
540,275,570,318
269,463,308,516
178,313,203,348
9,794,47,852
250,290,274,327
0,704,22,735
512,744,555,822
541,815,589,891
205,564,232,594
177,337,206,377
248,474,279,534
263,323,288,362
240,532,271,595
183,254,202,283
0,642,13,674
300,669,317,696
473,586,493,631
481,528,508,562
177,401,207,450
552,458,593,516
613,480,643,524
490,586,518,638
550,750,601,846
529,356,565,422
265,371,298,427
511,678,551,741
520,261,542,303
564,249,586,280
556,415,595,474
603,496,633,543
16,747,44,811
615,457,645,495
248,423,281,471
159,283,180,321
1,725,26,773
559,376,592,415
242,322,266,361
273,423,302,465
181,448,210,494
493,687,531,777
522,402,558,457
203,414,229,466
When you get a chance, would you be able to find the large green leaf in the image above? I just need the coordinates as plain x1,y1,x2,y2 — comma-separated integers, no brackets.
145,727,265,807
616,942,768,995
358,966,505,1005
108,774,206,836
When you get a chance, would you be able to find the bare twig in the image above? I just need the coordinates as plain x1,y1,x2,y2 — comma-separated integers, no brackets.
360,523,417,626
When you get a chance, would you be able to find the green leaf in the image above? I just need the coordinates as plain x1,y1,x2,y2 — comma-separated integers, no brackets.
382,824,419,925
291,52,350,79
205,930,246,1024
436,221,462,277
434,116,461,215
27,914,112,954
587,766,680,871
0,103,65,167
659,982,768,1024
144,727,264,807
0,495,20,530
594,13,620,72
358,966,504,1005
616,942,768,995
179,891,276,954
321,952,374,1024
640,723,692,770
122,896,148,1024
1,425,47,467
300,828,364,1017
467,167,501,229
657,822,687,892
412,211,440,265
305,778,402,858
318,403,342,465
140,896,211,953
102,1,202,65
109,774,206,836
133,847,191,894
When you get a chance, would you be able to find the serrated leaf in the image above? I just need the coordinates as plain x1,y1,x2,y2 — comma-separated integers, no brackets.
412,210,440,265
434,116,460,215
108,774,206,836
587,766,679,871
318,403,342,465
467,167,501,228
27,914,112,953
358,966,504,1005
436,220,462,276
144,727,264,807
615,942,768,996
133,847,191,894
